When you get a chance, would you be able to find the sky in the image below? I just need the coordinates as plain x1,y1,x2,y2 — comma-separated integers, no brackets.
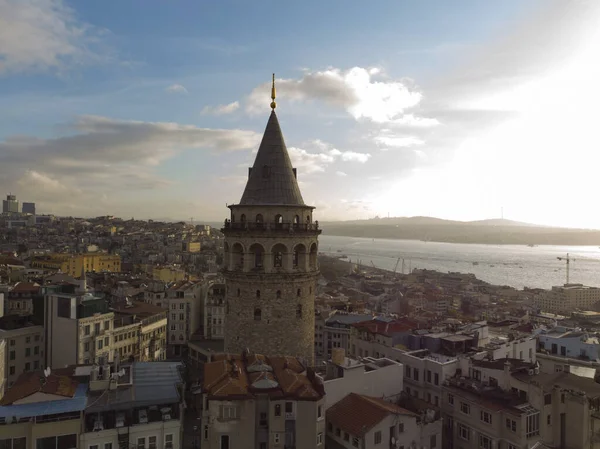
1,0,599,228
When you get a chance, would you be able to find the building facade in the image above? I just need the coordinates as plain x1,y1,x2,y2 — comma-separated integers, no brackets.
222,79,320,364
535,283,600,313
31,253,121,276
201,352,326,449
2,194,19,213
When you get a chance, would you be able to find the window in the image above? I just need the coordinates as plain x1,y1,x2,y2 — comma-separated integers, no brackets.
413,369,419,381
34,346,39,355
90,446,99,449
328,422,333,432
171,304,176,310
98,340,103,350
25,347,31,357
285,402,293,413
317,433,323,445
35,334,40,341
434,372,439,385
275,404,281,416
274,251,283,268
148,436,157,449
405,365,411,378
344,432,349,441
430,434,437,448
276,290,281,299
506,418,517,432
544,393,552,405
9,366,15,375
274,434,280,444
9,350,15,361
105,444,113,449
137,437,145,449
296,305,302,319
547,414,551,425
254,308,261,321
84,325,90,335
256,290,260,298
94,323,100,334
335,428,341,437
479,435,492,449
34,361,39,369
481,411,492,424
165,435,174,449
318,404,323,419
0,437,26,449
104,320,110,330
104,337,109,346
10,339,15,346
374,430,382,444
426,370,432,383
526,411,540,437
398,422,404,433
352,437,359,447
25,362,30,371
458,423,470,441
219,405,238,419
460,402,470,415
259,412,267,426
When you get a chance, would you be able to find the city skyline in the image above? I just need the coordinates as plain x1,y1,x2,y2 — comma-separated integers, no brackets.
1,0,599,228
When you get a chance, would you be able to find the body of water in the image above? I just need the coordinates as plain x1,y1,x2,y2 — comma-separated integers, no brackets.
319,235,600,289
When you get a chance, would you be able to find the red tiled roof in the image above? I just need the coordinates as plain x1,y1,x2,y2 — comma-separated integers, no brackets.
0,371,79,405
11,282,40,293
326,393,418,437
203,352,324,401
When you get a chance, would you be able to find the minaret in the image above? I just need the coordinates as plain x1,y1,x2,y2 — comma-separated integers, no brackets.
222,74,321,365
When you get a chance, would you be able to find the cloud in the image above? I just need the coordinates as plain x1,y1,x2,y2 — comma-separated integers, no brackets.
0,0,109,74
201,101,240,116
166,84,188,94
375,135,425,149
287,140,371,175
335,171,347,177
0,115,262,214
246,67,424,123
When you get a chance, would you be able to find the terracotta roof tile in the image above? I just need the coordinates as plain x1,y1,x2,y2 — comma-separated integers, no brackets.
203,352,324,401
326,393,417,437
0,371,79,406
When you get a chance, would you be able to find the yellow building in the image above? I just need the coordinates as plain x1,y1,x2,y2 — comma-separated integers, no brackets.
152,266,186,282
31,253,121,276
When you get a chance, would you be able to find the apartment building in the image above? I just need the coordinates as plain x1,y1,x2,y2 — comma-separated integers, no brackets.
535,283,600,313
0,315,45,391
326,393,441,449
442,357,600,449
0,369,86,449
204,281,225,340
111,300,168,362
81,361,183,449
0,360,184,449
31,253,121,276
315,312,373,365
5,282,39,316
166,280,205,356
201,351,326,449
323,349,404,409
537,327,600,361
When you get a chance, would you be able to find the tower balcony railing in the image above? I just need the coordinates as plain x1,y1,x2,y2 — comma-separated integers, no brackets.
222,221,321,233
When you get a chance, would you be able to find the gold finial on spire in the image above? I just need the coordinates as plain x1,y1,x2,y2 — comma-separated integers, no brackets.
270,73,277,110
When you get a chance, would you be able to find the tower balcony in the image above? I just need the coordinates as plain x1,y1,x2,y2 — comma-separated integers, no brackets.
221,221,321,235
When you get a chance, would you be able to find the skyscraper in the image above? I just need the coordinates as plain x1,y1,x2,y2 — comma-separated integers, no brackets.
221,75,321,365
22,202,36,215
2,194,19,213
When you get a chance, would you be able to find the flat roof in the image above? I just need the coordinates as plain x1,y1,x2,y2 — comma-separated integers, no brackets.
0,383,88,419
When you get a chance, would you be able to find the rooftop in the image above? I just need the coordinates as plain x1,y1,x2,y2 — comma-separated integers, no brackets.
111,299,166,322
352,318,417,337
203,352,324,401
326,393,417,437
0,371,79,406
238,111,305,206
513,371,600,398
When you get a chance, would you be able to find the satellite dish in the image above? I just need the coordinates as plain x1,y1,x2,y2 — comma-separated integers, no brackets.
44,367,51,377
391,437,396,445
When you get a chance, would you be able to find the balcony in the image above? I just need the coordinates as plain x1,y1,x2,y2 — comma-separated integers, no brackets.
222,221,321,234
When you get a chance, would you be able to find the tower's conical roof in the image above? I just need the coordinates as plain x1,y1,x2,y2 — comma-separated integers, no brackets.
239,110,305,205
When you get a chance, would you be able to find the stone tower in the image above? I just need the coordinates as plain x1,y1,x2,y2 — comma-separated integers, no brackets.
222,74,320,365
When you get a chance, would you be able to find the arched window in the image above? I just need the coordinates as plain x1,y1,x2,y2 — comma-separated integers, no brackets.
256,290,261,298
231,243,244,270
276,290,282,299
309,242,318,269
254,308,262,321
293,244,306,269
293,215,300,226
274,214,283,229
306,215,310,223
249,243,265,270
296,305,302,319
170,334,175,340
240,214,246,222
256,214,263,223
297,288,301,297
272,243,286,269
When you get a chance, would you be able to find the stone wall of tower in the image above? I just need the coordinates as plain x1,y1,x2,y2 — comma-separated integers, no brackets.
222,205,320,365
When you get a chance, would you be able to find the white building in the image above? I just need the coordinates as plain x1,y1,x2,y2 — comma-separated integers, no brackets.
326,393,441,449
538,327,600,361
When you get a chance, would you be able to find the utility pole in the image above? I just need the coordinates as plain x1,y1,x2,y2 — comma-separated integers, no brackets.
557,253,576,284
